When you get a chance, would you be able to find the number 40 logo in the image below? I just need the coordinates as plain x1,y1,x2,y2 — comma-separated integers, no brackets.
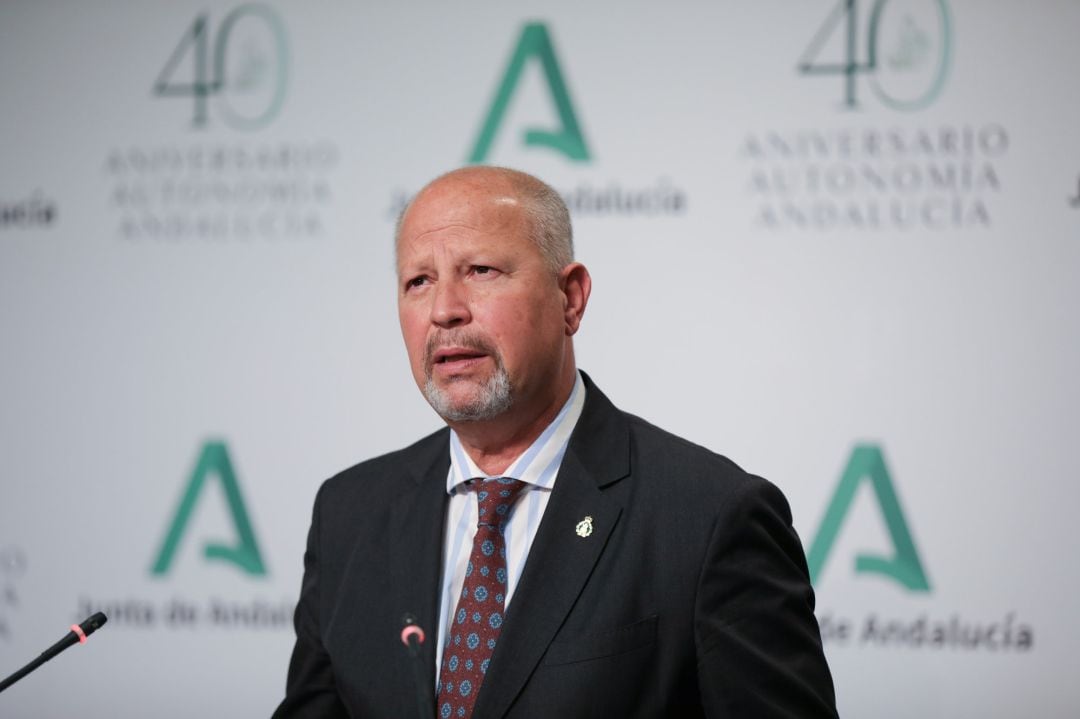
153,3,288,130
797,0,952,111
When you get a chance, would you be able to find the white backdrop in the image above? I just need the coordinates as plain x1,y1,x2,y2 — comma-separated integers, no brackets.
2,1,1078,716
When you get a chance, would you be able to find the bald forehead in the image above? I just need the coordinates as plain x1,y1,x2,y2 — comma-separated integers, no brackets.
412,169,528,214
394,166,573,274
397,170,530,247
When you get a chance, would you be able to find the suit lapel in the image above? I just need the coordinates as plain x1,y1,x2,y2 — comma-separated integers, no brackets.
387,430,450,711
473,377,631,718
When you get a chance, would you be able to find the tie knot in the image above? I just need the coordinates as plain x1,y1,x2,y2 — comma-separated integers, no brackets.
472,478,527,531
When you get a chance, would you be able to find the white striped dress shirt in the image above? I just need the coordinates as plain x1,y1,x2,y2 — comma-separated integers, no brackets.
434,372,586,679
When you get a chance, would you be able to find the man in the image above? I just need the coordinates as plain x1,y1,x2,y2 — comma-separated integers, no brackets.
274,166,837,718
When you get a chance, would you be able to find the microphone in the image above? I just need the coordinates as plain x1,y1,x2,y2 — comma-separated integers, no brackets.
0,612,108,694
400,613,434,719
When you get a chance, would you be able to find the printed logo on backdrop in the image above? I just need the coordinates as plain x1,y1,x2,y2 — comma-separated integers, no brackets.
810,444,1034,652
798,0,951,112
151,440,267,577
0,191,57,230
79,441,290,633
808,444,930,591
742,0,1010,232
387,21,687,221
468,22,590,165
0,546,27,642
104,3,339,243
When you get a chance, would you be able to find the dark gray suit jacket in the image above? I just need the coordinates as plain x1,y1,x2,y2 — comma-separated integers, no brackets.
273,375,837,717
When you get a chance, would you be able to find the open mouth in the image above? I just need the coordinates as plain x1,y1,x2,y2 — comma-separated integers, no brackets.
431,347,488,371
436,352,484,364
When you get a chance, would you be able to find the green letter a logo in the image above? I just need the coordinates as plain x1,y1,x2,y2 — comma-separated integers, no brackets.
151,440,267,576
806,444,930,591
468,22,590,164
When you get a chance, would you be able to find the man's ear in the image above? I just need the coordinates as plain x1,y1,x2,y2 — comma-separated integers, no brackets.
559,262,592,336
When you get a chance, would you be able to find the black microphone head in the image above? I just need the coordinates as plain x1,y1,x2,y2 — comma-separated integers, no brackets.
79,612,107,636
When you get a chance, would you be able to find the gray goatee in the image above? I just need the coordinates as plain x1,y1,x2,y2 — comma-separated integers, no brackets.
423,334,513,421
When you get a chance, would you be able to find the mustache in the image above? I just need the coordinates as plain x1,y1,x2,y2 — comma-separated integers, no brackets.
424,331,500,370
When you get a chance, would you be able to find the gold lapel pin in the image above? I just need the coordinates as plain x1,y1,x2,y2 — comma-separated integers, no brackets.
575,516,594,538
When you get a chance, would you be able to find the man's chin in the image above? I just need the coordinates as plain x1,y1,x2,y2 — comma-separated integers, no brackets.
429,394,497,423
428,375,484,400
423,374,513,423
435,390,483,413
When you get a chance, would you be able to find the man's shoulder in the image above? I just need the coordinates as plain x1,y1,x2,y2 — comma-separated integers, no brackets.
577,372,768,494
615,409,793,524
621,410,756,484
317,426,449,501
622,410,739,468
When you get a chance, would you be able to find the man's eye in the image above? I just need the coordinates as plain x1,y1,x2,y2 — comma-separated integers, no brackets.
405,276,428,289
473,266,495,276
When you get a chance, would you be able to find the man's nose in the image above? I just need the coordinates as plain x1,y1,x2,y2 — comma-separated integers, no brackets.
430,278,471,328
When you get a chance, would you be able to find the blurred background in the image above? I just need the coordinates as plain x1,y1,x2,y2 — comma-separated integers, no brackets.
2,0,1078,716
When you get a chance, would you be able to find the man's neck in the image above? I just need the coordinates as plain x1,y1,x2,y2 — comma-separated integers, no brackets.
449,370,577,476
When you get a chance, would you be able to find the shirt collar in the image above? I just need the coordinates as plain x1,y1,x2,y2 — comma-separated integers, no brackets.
447,371,586,494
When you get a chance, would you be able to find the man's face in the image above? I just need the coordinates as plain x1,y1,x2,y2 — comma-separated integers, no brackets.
396,177,571,425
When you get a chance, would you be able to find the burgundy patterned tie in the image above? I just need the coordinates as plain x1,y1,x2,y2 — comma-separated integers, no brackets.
438,478,528,719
